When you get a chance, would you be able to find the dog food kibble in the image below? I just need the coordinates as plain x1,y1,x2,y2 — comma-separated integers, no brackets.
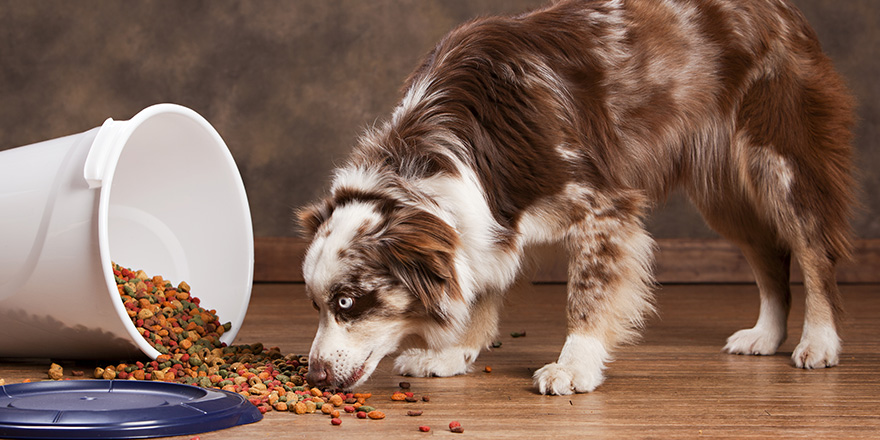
48,363,63,380
484,366,492,373
331,417,342,426
61,263,386,420
449,421,464,433
511,331,527,338
367,410,386,420
419,426,431,432
407,410,423,416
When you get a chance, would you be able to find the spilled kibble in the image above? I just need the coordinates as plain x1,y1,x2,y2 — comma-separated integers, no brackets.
449,421,464,433
48,363,63,380
511,331,527,338
407,410,423,416
484,366,492,373
419,426,431,432
52,263,384,419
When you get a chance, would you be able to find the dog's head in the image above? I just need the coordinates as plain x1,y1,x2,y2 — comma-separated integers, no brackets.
297,187,463,389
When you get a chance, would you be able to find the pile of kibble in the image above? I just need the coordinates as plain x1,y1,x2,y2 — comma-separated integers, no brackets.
92,263,382,419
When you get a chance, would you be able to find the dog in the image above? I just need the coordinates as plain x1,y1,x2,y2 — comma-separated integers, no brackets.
297,0,855,395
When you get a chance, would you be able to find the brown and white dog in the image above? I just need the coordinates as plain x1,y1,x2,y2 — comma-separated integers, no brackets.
298,0,855,395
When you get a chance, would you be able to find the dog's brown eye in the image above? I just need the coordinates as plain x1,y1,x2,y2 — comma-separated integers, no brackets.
312,300,320,311
337,296,354,310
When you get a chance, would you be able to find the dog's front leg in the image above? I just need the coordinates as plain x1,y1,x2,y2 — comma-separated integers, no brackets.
395,291,503,378
533,203,656,395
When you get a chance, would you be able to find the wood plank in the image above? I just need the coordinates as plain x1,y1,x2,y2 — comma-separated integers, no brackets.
2,283,878,439
255,237,880,284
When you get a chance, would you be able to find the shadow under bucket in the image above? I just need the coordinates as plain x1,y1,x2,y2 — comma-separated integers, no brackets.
0,104,254,360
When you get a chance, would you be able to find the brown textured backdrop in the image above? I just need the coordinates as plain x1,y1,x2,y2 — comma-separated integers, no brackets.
1,0,878,240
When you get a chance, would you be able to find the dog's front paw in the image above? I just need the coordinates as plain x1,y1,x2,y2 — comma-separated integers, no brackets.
792,324,840,369
394,347,478,377
532,334,609,395
533,361,604,395
724,326,786,356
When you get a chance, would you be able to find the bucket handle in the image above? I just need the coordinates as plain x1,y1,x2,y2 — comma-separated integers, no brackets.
84,117,124,189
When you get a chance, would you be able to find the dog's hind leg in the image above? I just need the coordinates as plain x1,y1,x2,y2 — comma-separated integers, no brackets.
724,241,792,356
695,195,793,355
533,191,655,395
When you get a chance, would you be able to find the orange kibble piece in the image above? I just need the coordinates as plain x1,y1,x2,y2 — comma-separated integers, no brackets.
367,410,385,420
329,394,344,406
391,392,407,401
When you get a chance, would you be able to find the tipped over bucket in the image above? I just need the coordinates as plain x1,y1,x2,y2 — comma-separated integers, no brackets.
0,104,254,360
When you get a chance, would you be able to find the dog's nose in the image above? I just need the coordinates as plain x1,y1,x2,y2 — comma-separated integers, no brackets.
306,358,331,387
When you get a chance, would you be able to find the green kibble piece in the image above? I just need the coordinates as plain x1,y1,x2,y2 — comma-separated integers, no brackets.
123,284,135,295
188,357,203,367
222,322,232,332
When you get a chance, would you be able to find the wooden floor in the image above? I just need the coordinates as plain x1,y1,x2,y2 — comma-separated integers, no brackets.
2,282,878,439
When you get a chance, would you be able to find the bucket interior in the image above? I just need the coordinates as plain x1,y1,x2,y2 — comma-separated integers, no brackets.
101,111,253,356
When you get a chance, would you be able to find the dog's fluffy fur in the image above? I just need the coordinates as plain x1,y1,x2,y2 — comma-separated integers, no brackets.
298,0,855,395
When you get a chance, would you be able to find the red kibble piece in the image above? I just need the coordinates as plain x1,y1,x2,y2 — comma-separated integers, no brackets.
357,411,367,419
404,392,414,398
331,418,342,426
419,426,430,432
449,421,462,431
343,405,356,413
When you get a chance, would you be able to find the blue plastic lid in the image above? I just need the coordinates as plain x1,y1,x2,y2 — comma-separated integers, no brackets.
0,380,262,439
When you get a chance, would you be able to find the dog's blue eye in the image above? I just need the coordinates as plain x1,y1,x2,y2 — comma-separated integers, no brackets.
338,297,354,309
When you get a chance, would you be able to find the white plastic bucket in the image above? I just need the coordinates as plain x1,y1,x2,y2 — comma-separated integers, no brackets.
0,104,254,360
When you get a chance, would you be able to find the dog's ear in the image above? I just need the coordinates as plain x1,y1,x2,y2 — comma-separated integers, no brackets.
296,200,333,239
379,207,462,319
